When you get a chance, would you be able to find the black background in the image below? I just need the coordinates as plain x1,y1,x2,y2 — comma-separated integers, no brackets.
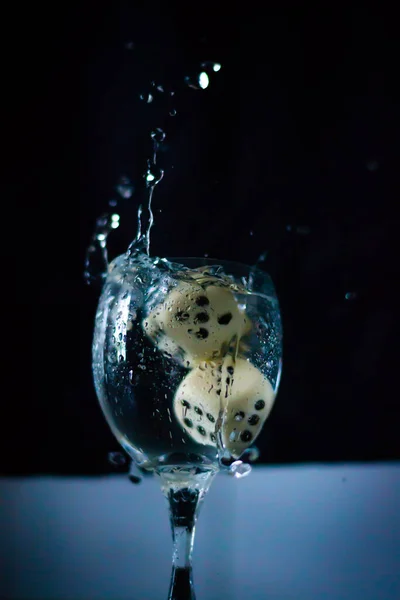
2,1,399,475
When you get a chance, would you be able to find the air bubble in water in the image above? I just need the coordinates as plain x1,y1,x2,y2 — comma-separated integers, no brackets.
229,460,252,479
151,128,166,143
116,176,134,199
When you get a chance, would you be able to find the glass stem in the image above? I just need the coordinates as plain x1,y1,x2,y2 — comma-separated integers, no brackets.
157,468,217,600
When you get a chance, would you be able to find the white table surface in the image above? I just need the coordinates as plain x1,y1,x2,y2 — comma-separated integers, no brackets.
2,463,400,599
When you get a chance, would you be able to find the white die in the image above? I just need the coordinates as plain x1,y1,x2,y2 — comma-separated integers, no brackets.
143,278,250,362
173,356,275,457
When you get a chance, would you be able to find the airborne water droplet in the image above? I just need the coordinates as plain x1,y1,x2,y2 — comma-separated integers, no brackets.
140,92,153,103
150,128,166,143
108,451,127,466
146,162,164,187
185,72,209,90
116,176,134,199
345,292,357,301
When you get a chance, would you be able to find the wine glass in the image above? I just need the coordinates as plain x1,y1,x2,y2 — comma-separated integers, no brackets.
92,255,282,599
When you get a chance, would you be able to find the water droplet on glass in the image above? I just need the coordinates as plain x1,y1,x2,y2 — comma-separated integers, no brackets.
151,128,166,143
229,460,252,479
108,451,127,466
345,292,357,301
116,176,134,199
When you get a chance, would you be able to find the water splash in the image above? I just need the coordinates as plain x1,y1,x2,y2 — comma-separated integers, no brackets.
345,292,357,301
85,61,222,283
247,251,268,292
127,129,166,258
84,213,120,285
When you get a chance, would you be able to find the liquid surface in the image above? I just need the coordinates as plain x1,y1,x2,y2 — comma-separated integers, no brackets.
92,253,282,470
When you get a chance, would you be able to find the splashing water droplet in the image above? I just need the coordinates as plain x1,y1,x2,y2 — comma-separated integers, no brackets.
199,72,209,89
111,213,120,229
257,251,268,264
229,460,252,479
345,292,357,301
286,224,310,235
146,163,164,186
241,446,260,463
185,72,209,90
151,128,166,143
201,61,222,73
108,451,127,466
140,93,153,103
296,225,311,235
366,159,379,172
84,213,118,285
116,176,134,199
